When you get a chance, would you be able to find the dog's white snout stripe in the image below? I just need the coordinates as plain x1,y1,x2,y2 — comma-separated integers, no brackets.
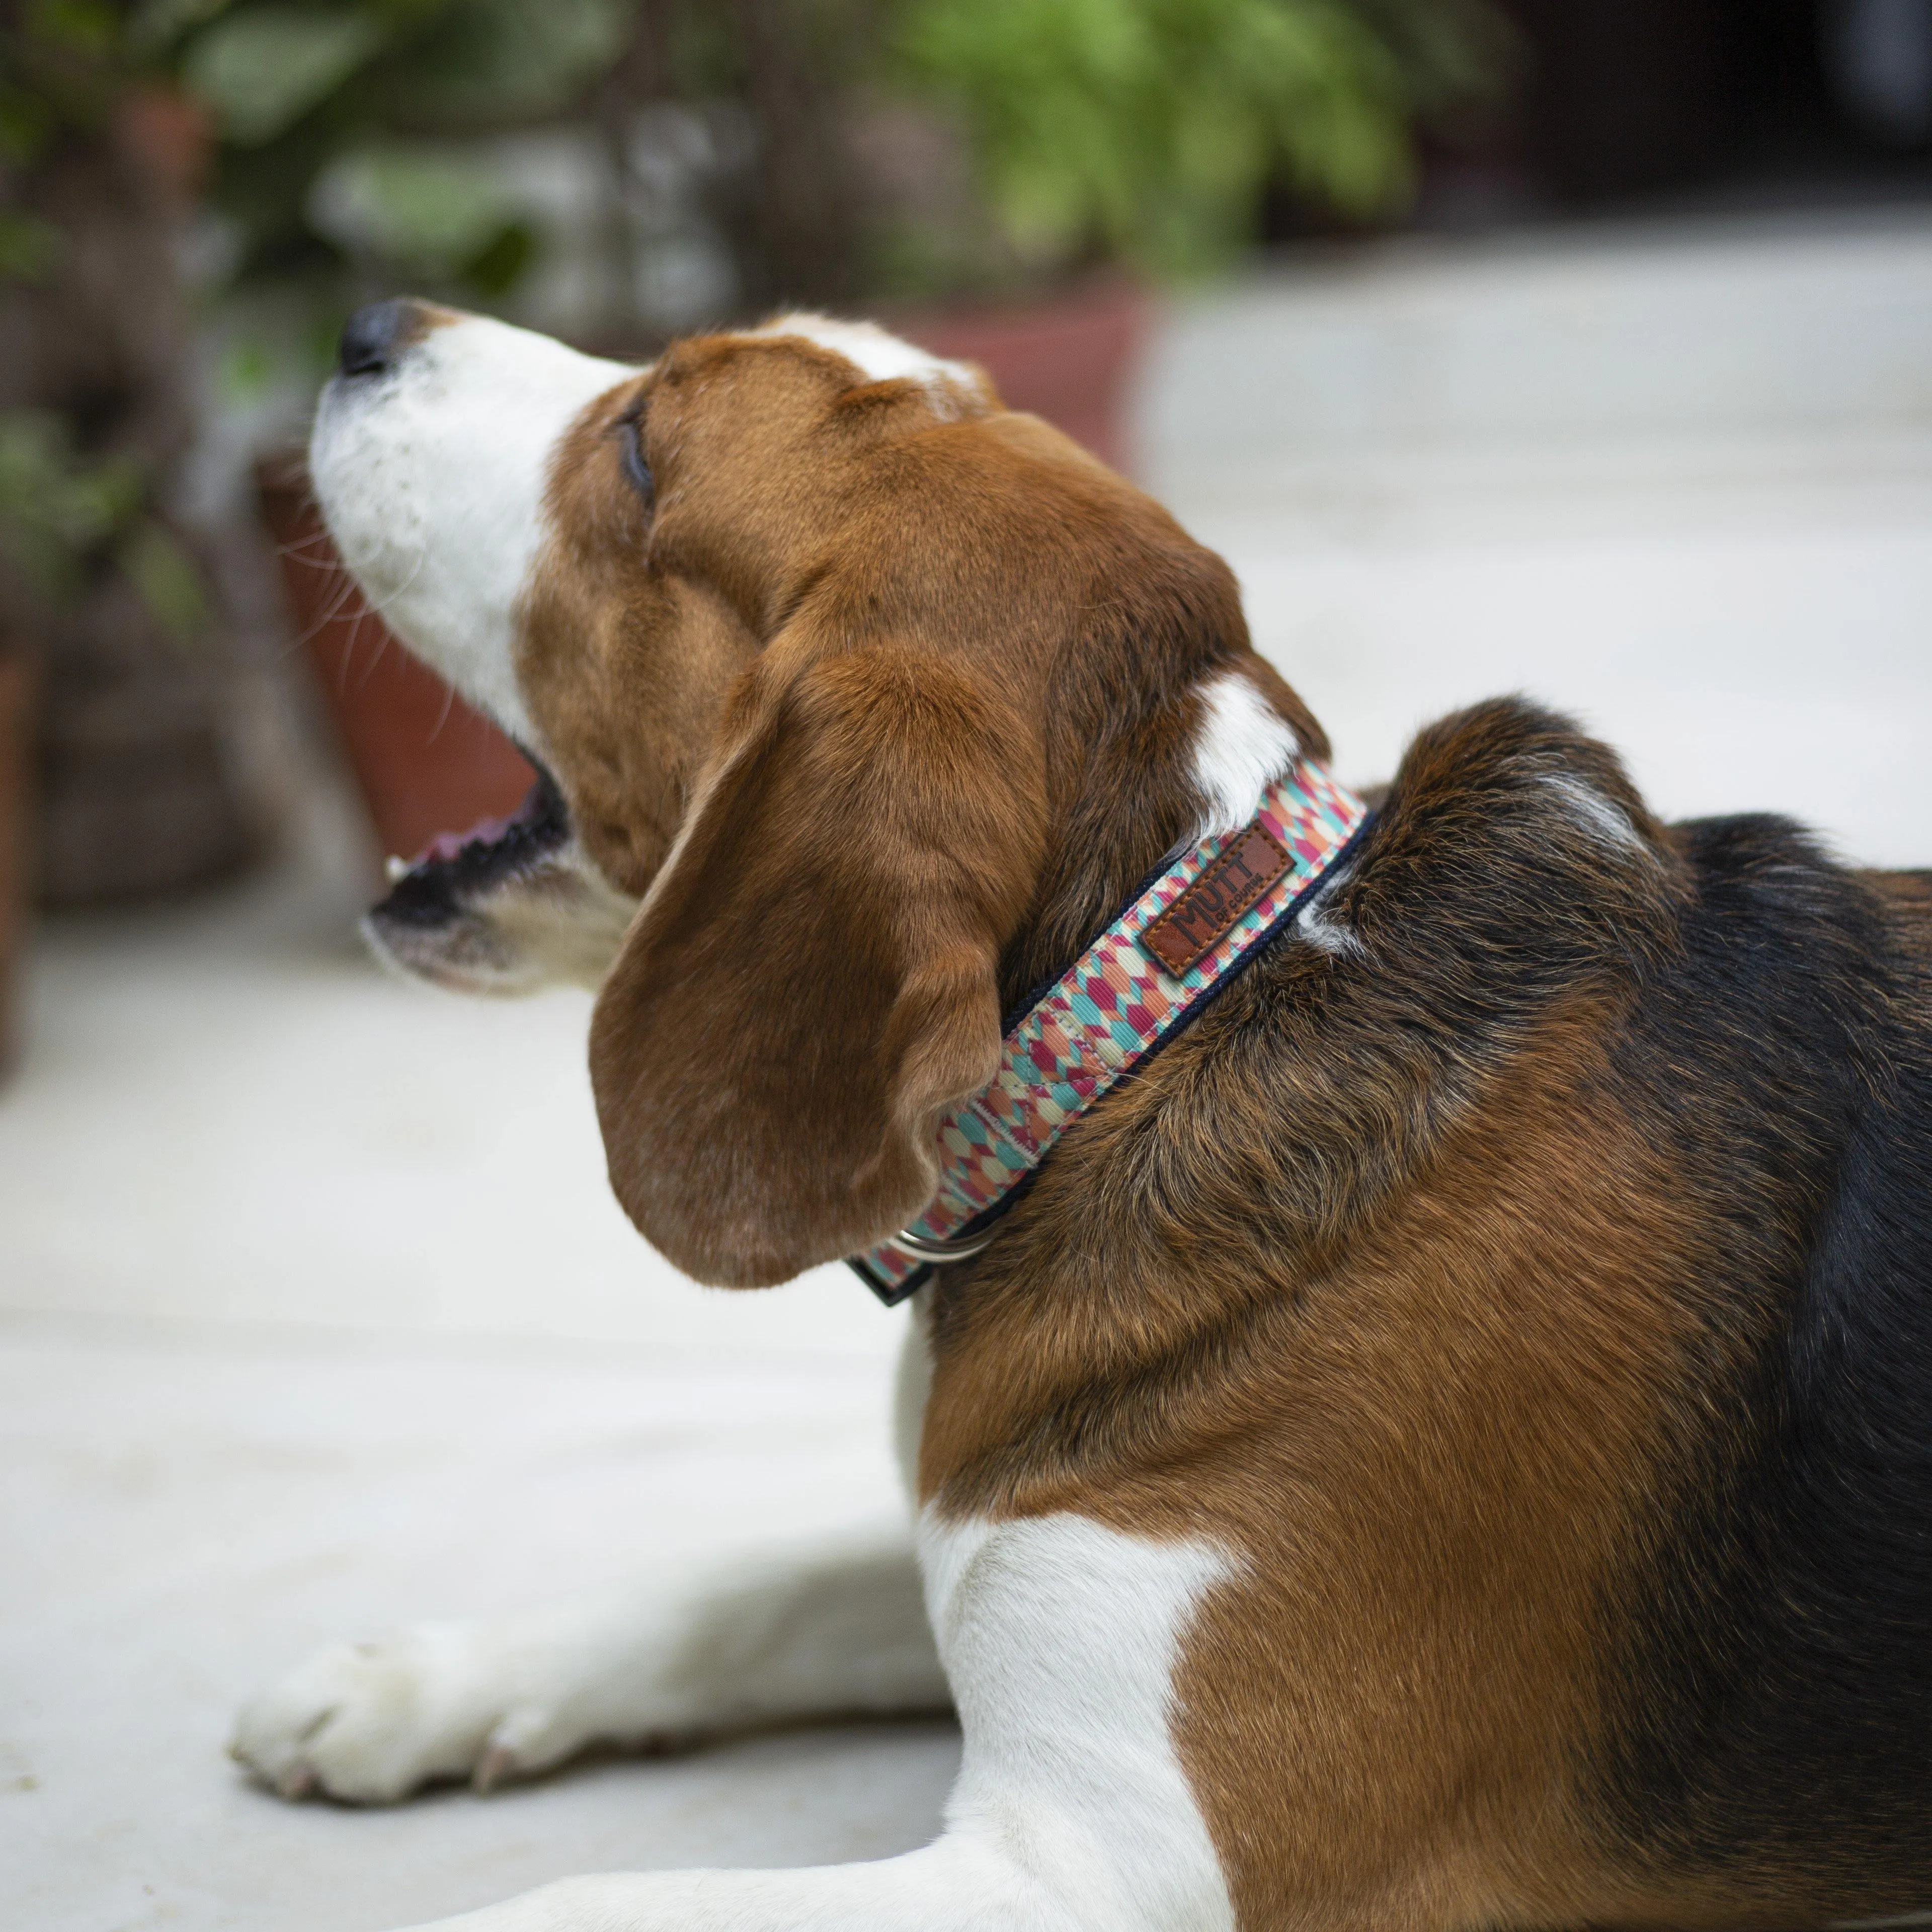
309,313,632,751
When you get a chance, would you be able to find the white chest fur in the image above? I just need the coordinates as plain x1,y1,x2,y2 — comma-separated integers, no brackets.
919,1510,1239,1932
901,1300,1237,1932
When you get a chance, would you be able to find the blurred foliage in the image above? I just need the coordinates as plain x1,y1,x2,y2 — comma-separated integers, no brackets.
305,140,534,288
151,0,634,137
893,0,1506,277
3,0,1505,394
0,413,144,602
134,0,1495,316
0,2,214,641
149,0,636,305
0,410,206,645
175,7,388,145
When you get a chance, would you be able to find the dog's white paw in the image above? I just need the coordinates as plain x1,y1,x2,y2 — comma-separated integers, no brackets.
231,1622,592,1804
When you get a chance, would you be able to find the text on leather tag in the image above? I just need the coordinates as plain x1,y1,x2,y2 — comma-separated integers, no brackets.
1139,823,1294,977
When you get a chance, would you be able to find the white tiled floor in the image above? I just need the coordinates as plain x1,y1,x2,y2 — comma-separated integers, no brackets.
6,208,1932,1932
1,1320,947,1932
2,819,933,1931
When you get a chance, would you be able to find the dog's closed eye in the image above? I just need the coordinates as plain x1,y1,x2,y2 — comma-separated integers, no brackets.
616,411,653,505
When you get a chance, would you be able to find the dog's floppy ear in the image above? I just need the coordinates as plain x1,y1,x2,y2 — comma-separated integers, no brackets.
588,627,1045,1287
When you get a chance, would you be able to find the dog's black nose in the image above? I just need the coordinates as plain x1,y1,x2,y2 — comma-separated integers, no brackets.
337,299,420,379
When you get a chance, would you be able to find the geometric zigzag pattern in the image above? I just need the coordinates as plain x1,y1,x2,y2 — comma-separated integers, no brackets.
853,759,1369,1303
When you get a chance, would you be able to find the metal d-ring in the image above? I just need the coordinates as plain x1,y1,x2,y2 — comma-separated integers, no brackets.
890,1226,997,1265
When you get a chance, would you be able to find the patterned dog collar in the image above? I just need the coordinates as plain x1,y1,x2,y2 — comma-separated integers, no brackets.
849,761,1370,1305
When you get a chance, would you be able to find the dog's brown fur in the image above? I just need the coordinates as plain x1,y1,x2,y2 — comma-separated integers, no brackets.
499,324,1932,1929
529,331,1316,1286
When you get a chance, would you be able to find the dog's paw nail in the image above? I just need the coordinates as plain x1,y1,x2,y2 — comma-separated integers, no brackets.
473,1742,516,1794
277,1761,318,1801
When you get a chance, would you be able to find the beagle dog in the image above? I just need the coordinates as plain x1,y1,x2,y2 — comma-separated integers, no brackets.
234,301,1932,1932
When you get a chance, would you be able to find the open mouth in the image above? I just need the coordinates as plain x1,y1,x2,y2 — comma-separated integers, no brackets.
371,762,572,927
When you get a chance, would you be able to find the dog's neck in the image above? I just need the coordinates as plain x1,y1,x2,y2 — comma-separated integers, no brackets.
996,662,1328,1013
914,698,1677,1510
855,755,1371,1302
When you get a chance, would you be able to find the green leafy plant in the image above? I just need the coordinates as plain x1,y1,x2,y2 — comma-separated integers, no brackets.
153,0,636,144
0,2,214,648
155,0,1504,326
892,0,1506,279
165,0,630,302
0,412,207,646
11,0,1507,433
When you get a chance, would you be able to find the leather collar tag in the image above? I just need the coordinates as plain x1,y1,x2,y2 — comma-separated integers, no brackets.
1140,823,1293,976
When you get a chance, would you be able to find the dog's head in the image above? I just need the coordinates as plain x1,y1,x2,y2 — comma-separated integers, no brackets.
311,300,1323,1286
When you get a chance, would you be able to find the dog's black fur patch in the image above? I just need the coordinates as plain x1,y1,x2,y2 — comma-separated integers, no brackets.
1590,815,1932,1903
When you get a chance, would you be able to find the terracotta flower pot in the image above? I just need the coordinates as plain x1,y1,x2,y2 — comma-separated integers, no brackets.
257,465,536,866
256,283,1149,861
0,653,36,1079
893,278,1152,474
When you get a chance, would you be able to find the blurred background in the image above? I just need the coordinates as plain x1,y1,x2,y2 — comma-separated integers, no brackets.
4,4,1929,1927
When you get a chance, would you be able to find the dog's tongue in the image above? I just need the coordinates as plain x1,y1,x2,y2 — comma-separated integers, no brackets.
413,811,516,867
